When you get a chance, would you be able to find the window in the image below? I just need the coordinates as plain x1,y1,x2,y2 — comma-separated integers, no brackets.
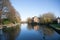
3,6,9,12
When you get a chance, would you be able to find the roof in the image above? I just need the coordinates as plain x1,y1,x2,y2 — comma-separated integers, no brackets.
57,17,60,19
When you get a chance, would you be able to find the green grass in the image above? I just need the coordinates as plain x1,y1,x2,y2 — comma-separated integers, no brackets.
51,24,60,28
3,21,10,24
2,19,11,24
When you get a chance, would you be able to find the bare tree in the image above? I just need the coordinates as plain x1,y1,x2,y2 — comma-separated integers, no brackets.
0,0,21,24
27,17,32,23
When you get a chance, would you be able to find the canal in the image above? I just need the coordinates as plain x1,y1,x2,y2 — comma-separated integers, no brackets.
0,24,60,40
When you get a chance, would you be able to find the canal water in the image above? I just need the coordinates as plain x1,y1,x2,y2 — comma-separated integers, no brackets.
0,24,60,40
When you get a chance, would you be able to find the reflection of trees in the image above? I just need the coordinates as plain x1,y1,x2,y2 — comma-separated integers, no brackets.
27,24,54,35
3,25,21,40
36,26,54,40
27,24,32,30
43,27,54,36
27,24,40,31
42,26,54,40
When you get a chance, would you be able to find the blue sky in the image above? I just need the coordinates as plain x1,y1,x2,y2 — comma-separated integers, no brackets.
10,0,60,20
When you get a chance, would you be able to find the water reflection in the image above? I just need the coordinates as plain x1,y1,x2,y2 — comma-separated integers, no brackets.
44,27,54,35
0,25,21,40
27,24,60,40
27,24,40,31
27,24,54,35
0,24,60,40
34,25,39,31
27,24,32,30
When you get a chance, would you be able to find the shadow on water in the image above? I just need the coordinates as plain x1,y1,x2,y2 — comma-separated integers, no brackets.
0,25,21,40
46,24,60,34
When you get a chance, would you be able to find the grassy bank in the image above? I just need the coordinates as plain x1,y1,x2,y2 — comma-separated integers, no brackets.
51,24,60,30
51,24,60,28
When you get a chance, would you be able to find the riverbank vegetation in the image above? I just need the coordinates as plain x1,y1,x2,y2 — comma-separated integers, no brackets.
27,12,56,24
39,12,56,24
27,12,60,29
0,0,21,25
51,24,60,28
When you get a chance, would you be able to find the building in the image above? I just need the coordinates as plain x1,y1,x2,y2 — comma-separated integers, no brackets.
57,17,60,24
33,16,40,23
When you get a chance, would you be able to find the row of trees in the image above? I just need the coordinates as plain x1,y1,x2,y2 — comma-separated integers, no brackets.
40,12,56,24
6,0,21,23
0,0,21,24
27,12,56,24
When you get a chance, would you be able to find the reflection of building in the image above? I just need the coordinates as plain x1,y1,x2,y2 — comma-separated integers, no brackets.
34,25,39,31
57,17,60,24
